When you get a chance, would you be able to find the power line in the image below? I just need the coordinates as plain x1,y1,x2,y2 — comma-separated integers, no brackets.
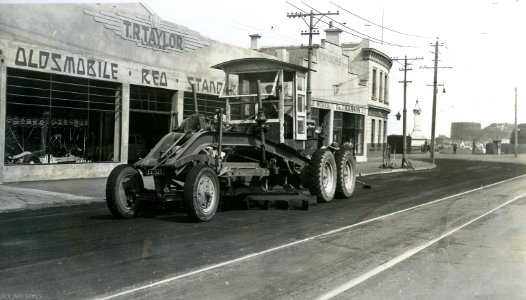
298,1,420,48
287,1,389,45
225,19,302,43
286,7,340,117
330,1,435,39
299,1,385,43
301,1,390,42
190,14,303,45
312,77,363,92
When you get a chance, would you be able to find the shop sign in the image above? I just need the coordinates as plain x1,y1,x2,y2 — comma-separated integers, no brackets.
187,76,224,95
311,100,332,110
311,100,366,115
85,10,209,53
335,104,366,115
14,46,118,80
142,68,167,87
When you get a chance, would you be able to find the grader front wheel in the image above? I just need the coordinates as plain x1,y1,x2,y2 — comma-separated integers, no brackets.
184,164,220,222
106,164,144,218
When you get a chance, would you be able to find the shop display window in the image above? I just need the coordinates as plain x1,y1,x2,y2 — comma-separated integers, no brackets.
5,68,120,164
343,113,364,156
333,111,343,143
182,92,225,119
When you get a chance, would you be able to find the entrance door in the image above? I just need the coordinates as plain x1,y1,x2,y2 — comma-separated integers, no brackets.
129,85,174,163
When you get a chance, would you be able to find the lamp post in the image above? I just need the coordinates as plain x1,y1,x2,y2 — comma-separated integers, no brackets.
395,111,407,167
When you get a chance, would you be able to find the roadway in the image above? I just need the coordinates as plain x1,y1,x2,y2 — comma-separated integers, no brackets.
1,158,525,299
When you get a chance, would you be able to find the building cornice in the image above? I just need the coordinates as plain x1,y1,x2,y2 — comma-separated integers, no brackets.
368,104,391,114
362,48,392,70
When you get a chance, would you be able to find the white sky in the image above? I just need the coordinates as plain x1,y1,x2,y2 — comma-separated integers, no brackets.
3,0,526,137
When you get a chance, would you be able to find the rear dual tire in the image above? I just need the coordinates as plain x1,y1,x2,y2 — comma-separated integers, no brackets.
308,149,337,203
307,148,356,202
334,149,356,199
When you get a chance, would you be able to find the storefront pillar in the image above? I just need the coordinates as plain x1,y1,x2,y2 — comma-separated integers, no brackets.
120,83,130,163
328,109,334,145
113,89,121,162
175,90,184,125
0,54,6,183
171,91,179,130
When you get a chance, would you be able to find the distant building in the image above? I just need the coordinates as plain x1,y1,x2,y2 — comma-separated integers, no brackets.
450,122,481,142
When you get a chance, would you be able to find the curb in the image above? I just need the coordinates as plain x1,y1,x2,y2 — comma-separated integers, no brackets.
359,164,436,177
0,185,97,200
0,164,437,213
0,185,101,213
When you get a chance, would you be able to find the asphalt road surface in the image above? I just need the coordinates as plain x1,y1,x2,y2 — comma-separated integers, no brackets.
1,159,525,299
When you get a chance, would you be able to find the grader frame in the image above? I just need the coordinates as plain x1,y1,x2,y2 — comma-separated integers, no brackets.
105,57,356,221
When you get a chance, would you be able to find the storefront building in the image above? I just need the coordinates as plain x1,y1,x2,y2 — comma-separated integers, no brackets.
0,3,271,182
343,39,392,159
259,26,392,161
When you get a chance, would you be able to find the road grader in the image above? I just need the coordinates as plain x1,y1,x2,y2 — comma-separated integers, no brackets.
106,57,356,221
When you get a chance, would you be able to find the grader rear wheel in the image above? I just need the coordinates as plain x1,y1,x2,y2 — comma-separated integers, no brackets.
334,149,356,198
308,149,337,203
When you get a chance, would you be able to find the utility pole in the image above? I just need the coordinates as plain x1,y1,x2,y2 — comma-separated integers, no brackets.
424,39,451,164
515,87,518,158
391,56,423,168
430,40,439,164
287,10,339,118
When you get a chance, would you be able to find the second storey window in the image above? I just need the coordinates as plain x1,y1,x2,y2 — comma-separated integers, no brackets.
371,118,375,147
379,71,384,102
372,69,377,100
384,74,389,103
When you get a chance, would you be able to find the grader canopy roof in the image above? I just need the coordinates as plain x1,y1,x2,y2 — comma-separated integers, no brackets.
211,57,313,74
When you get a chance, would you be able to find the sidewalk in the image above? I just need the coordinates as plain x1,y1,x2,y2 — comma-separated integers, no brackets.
356,154,435,176
0,156,436,213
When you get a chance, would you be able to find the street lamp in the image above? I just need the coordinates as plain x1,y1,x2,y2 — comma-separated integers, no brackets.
393,110,407,167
